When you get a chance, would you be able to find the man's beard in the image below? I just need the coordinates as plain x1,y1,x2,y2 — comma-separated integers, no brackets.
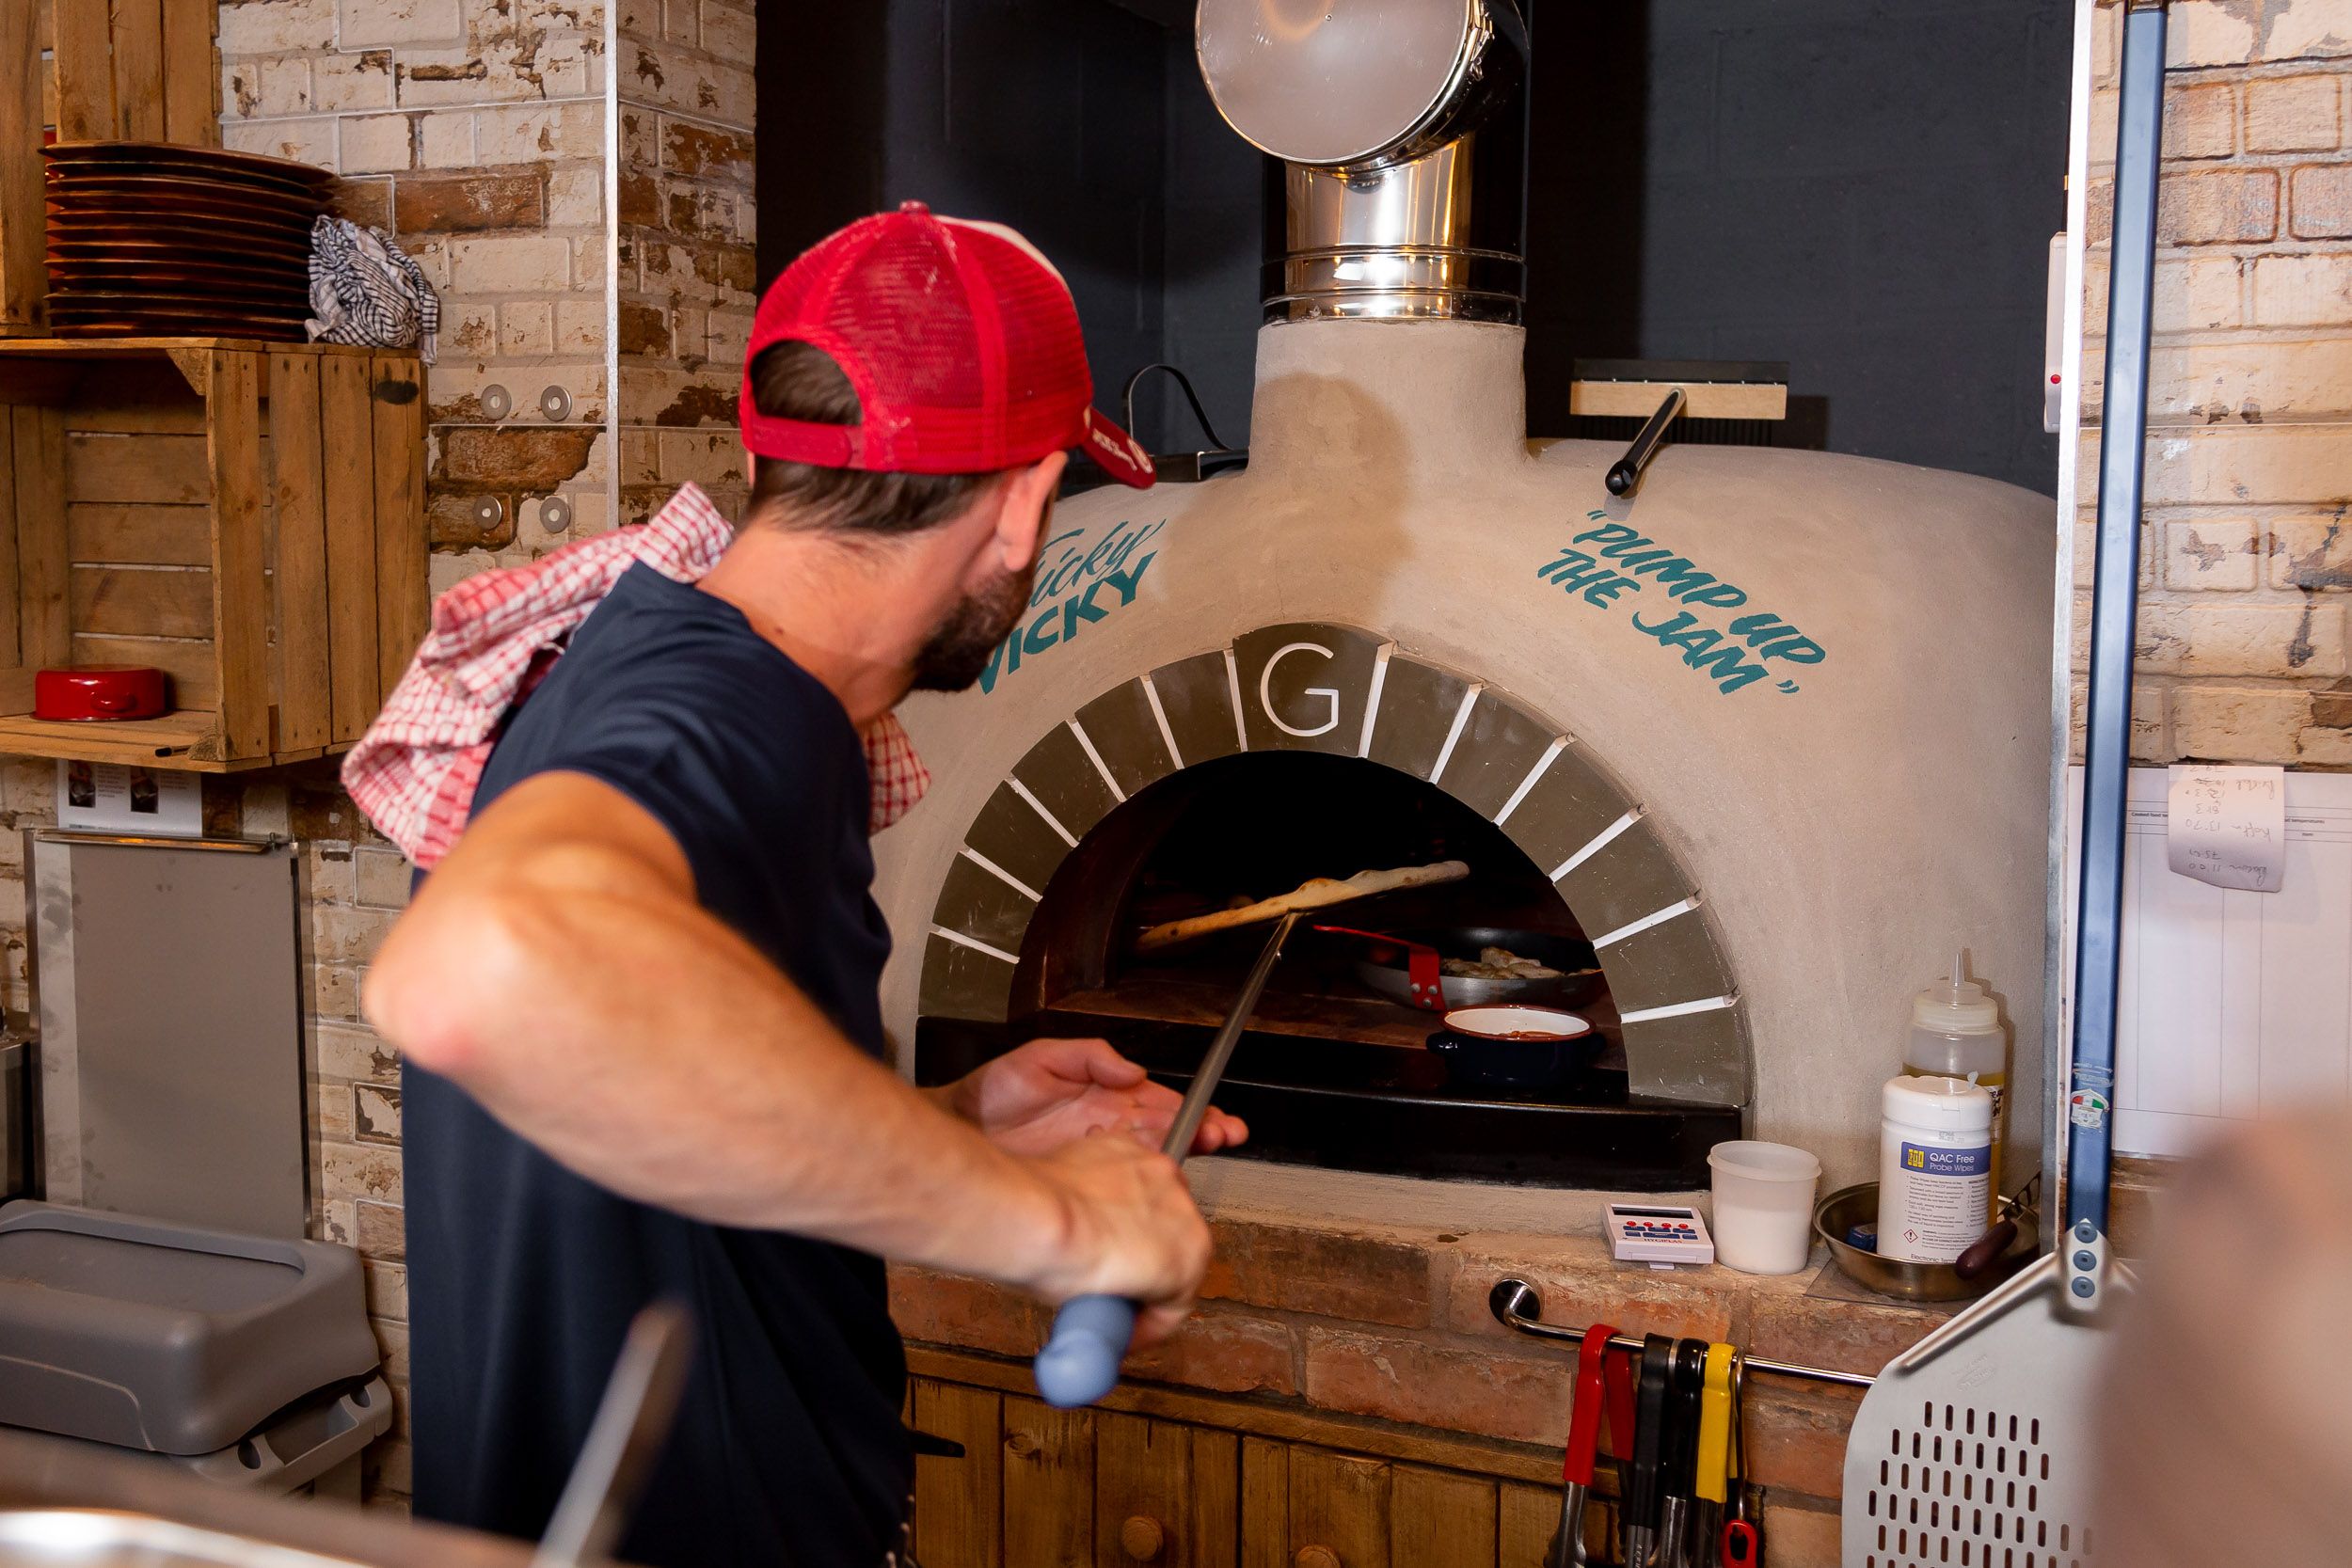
910,559,1038,692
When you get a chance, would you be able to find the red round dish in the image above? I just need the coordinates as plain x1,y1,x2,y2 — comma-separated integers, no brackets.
35,665,167,721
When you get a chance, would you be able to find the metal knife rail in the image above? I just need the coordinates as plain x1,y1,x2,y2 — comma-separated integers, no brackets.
1488,1278,1877,1390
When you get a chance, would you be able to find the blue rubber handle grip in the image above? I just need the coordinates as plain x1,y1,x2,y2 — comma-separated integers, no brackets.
1033,1294,1136,1409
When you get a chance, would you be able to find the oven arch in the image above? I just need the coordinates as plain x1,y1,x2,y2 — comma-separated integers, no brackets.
916,621,1752,1107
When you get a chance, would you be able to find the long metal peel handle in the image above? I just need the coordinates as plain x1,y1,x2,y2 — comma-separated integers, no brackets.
1035,1293,1137,1409
532,1302,695,1568
1032,912,1300,1410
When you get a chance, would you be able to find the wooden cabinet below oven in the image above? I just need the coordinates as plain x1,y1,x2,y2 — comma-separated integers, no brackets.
905,1350,1582,1568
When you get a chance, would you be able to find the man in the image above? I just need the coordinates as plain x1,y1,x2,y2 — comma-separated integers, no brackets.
363,204,1237,1568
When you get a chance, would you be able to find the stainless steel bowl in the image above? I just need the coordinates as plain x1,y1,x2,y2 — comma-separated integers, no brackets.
1814,1182,2038,1303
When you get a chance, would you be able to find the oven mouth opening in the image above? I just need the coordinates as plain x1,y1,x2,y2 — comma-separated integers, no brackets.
1014,751,1622,1079
915,750,1740,1189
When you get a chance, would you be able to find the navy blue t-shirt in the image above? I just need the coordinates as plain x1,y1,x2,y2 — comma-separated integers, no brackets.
403,563,911,1568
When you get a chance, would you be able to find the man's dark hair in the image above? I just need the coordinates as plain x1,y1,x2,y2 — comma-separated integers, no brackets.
746,341,1004,536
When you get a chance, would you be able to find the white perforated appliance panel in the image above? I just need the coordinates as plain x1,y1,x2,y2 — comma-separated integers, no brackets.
1842,1259,2108,1568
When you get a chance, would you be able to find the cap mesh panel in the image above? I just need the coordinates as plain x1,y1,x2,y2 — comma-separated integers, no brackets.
749,205,1120,474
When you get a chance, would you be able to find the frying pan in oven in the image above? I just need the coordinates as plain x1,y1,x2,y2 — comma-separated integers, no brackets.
1426,1005,1599,1090
1345,926,1602,1010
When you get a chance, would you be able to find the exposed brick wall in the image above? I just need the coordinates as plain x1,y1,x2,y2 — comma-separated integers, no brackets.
0,765,41,1003
2079,0,2352,768
268,769,419,1502
218,0,615,588
614,0,756,524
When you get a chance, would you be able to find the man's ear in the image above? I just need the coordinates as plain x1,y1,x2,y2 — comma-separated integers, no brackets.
992,452,1067,574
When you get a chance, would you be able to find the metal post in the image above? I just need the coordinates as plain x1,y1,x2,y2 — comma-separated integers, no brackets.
2065,0,2168,1311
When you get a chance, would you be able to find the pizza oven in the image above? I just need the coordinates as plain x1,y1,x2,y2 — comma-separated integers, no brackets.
870,1,2056,1193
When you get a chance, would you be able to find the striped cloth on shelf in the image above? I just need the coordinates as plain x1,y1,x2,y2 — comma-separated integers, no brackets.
307,215,441,363
342,483,931,869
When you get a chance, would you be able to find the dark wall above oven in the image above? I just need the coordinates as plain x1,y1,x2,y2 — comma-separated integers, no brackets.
756,0,2071,494
754,0,1260,468
1537,0,2074,495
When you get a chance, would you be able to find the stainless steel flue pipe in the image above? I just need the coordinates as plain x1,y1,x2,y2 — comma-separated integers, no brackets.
1198,0,1529,324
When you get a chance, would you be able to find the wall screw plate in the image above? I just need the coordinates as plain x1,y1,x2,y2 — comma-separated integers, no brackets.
481,384,512,420
471,496,505,528
539,497,573,532
539,385,573,420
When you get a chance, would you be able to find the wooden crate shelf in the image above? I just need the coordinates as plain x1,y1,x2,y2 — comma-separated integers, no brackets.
0,710,217,768
0,338,427,772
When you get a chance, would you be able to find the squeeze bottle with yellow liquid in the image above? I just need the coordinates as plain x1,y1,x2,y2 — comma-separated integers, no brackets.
1903,952,2009,1223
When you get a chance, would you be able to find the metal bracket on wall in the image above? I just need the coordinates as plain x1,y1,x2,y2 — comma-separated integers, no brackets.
1572,360,1793,499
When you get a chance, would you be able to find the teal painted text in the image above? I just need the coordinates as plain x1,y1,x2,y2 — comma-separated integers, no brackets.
979,517,1165,695
1535,514,1828,695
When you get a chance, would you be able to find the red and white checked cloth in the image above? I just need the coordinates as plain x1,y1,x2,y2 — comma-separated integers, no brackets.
341,483,930,869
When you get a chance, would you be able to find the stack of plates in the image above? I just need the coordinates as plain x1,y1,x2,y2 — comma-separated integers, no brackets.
42,142,334,341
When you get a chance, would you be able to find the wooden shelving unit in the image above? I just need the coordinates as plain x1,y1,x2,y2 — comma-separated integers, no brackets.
0,338,427,771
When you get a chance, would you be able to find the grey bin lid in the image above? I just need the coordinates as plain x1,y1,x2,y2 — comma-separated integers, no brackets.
0,1201,381,1456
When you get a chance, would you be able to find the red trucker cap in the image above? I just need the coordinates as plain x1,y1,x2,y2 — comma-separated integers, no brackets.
741,202,1154,488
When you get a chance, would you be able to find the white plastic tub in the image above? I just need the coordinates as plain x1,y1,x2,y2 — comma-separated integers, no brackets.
1707,1140,1823,1275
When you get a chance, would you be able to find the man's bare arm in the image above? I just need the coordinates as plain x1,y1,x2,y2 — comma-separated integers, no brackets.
363,771,1208,1323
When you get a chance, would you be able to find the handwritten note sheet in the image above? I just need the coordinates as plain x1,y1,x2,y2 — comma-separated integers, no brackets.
2167,765,2287,893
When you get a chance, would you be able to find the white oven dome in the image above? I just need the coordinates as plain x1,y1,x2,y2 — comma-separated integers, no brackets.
875,318,2054,1187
